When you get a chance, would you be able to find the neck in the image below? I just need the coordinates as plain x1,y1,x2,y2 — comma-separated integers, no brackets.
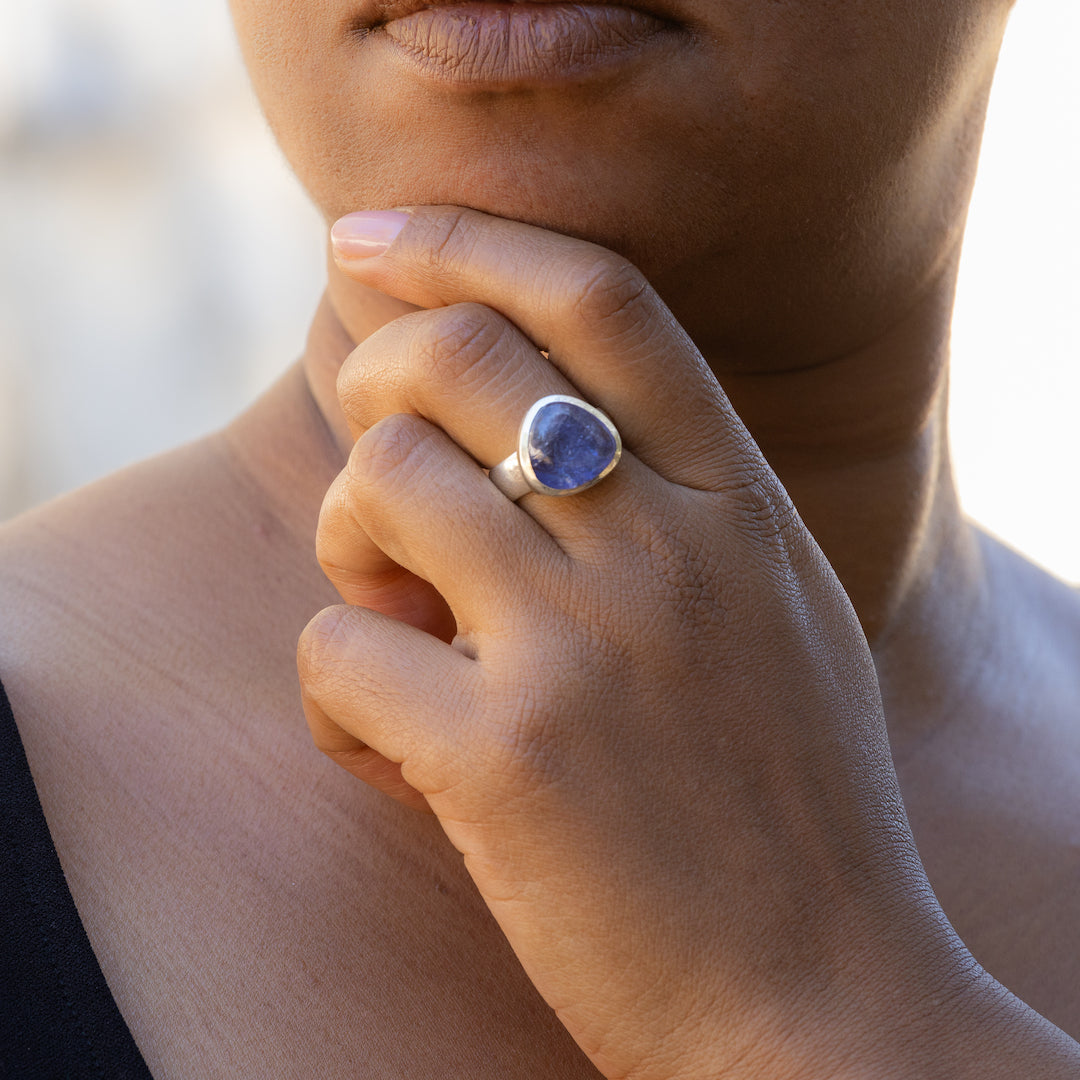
225,255,989,746
718,264,971,642
705,258,990,750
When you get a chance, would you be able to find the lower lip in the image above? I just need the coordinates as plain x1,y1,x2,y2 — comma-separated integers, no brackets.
375,3,674,89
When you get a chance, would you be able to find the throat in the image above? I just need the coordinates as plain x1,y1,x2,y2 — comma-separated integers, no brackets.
707,262,978,648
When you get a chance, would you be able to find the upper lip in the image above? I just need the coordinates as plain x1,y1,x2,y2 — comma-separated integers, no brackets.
358,0,676,29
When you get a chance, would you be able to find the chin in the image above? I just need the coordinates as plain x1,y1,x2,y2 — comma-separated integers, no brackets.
303,131,721,285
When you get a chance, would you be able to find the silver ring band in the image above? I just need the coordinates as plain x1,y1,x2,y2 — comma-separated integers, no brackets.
489,394,622,502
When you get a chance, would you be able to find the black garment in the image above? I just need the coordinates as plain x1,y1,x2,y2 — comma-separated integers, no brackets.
0,679,153,1079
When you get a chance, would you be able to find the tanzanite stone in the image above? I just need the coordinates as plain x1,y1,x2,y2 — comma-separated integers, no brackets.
526,400,618,491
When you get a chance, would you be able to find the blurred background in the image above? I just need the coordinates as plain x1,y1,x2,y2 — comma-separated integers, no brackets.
0,0,1077,581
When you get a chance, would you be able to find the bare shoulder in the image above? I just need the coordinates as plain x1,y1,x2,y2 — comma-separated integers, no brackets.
0,440,599,1079
0,434,309,759
980,528,1080,660
0,443,217,724
899,529,1080,1038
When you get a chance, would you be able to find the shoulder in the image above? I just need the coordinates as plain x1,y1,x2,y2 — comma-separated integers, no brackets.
0,430,343,843
904,528,1080,1037
978,528,1080,658
975,529,1080,759
0,440,224,721
0,442,602,1079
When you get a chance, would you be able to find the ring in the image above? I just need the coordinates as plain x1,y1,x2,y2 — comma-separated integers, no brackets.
488,394,622,501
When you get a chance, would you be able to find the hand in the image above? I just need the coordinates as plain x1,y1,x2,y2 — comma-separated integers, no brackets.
297,208,1077,1079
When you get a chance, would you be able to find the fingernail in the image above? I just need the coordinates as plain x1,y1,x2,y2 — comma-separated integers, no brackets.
331,211,411,259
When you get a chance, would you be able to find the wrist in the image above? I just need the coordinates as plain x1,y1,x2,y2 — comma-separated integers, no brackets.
648,891,1080,1080
871,969,1080,1080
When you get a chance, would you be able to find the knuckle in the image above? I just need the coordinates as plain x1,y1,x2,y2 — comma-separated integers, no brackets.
336,349,381,430
653,537,725,626
299,607,397,716
567,253,654,342
296,605,355,687
410,303,515,393
488,622,621,792
335,323,410,431
496,692,571,794
314,525,373,588
348,412,436,494
314,480,353,561
621,503,733,636
409,206,478,275
724,465,801,549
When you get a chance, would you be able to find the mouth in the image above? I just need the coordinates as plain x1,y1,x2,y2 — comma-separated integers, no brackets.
358,0,676,29
350,1,683,90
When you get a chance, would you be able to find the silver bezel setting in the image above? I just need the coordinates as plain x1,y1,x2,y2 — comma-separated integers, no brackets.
514,394,622,497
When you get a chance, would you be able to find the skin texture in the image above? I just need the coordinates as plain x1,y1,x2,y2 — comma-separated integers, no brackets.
233,0,1000,365
300,207,1077,1077
0,0,1078,1076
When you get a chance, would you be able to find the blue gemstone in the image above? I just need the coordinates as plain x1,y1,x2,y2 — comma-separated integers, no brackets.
526,401,618,491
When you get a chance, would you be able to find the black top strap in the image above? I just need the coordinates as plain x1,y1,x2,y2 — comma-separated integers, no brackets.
0,679,153,1079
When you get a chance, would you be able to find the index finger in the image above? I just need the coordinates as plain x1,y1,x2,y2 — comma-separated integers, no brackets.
330,206,756,490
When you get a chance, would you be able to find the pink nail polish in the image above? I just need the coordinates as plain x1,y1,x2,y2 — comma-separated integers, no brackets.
331,211,411,258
